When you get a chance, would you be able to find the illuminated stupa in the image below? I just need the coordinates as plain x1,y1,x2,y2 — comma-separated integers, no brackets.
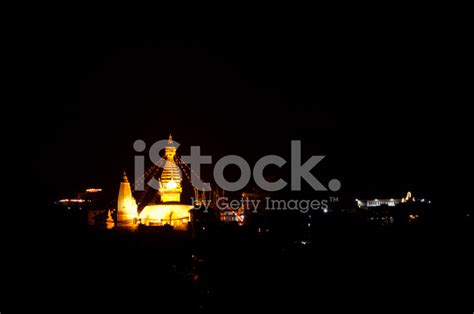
138,135,193,229
116,171,138,227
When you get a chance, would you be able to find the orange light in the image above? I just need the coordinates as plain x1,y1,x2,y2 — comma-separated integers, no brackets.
86,188,102,193
408,214,419,222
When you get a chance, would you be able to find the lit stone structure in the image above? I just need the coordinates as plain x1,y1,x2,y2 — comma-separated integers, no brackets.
116,172,138,226
138,135,192,229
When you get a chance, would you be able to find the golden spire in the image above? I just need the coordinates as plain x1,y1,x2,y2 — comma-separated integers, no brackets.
160,134,182,203
122,171,129,183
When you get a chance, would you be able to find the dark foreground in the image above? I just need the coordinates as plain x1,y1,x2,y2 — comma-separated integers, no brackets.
10,212,473,313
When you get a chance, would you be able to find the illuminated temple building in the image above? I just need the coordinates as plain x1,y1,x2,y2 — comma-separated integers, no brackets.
116,172,138,227
117,135,192,230
355,191,430,209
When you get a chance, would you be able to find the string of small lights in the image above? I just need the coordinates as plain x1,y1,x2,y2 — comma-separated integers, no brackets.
175,156,193,184
175,154,208,191
135,157,165,206
131,157,165,189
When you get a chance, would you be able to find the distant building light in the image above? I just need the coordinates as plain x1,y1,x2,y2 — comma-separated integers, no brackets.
59,199,86,203
408,214,419,222
86,188,102,193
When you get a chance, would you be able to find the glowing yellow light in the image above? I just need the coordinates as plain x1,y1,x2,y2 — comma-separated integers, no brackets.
402,191,414,203
138,204,193,229
117,173,138,225
167,180,178,189
158,136,183,203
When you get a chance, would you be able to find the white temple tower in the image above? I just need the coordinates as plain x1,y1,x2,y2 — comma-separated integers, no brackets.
158,134,182,203
117,171,138,225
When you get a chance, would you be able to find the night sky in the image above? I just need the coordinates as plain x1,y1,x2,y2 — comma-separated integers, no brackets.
33,29,468,207
11,16,471,313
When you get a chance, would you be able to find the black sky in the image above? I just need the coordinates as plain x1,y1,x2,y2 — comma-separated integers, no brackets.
32,27,469,207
